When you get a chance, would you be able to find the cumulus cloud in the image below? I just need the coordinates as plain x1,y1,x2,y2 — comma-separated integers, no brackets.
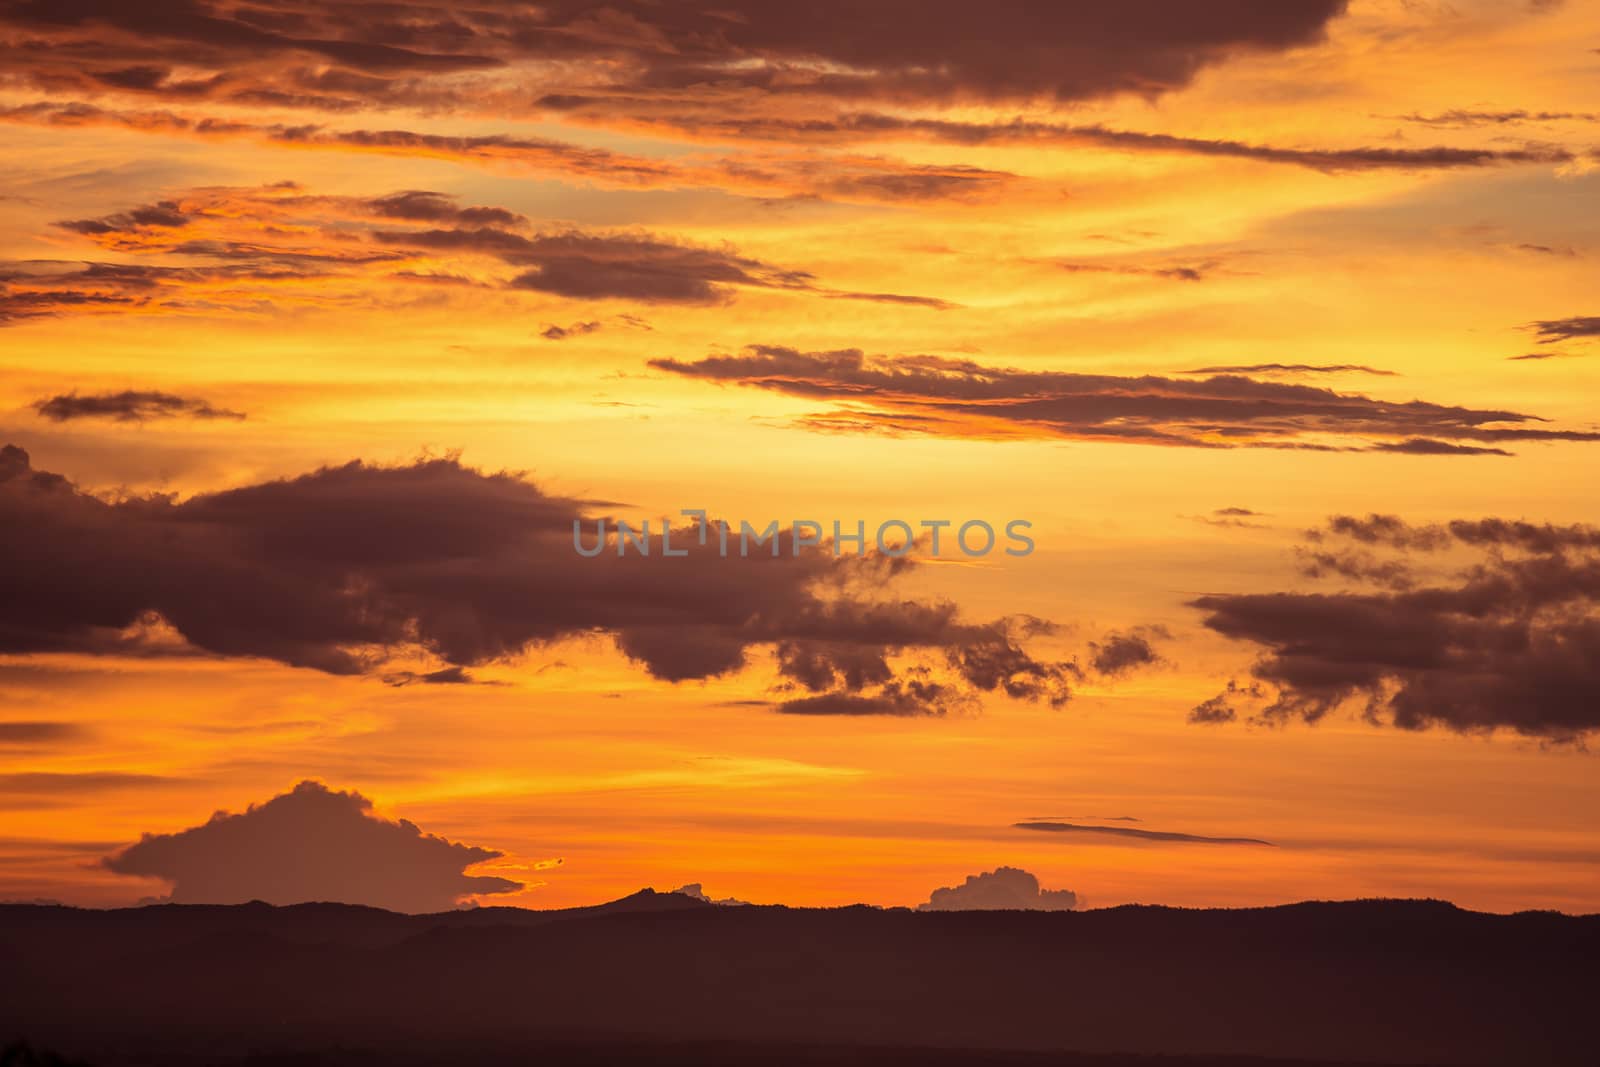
649,345,1600,454
917,867,1079,911
1189,515,1600,740
0,444,1154,716
102,780,520,911
671,883,751,906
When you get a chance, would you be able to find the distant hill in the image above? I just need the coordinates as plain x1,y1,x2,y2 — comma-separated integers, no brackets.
2,893,1594,1065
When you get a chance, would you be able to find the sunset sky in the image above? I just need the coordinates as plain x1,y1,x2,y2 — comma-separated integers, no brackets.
1,0,1597,915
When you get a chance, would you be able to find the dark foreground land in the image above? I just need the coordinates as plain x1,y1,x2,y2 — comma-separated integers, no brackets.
2,893,1594,1066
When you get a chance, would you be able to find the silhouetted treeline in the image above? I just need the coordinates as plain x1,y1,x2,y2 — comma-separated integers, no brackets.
1,1042,89,1067
3,893,1595,1065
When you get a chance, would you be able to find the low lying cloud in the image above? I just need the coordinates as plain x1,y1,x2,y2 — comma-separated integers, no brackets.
918,866,1079,911
1016,821,1274,846
0,772,174,795
1053,260,1215,282
0,722,86,744
1396,109,1600,128
102,780,520,912
33,390,245,423
1181,363,1398,377
650,346,1599,454
1509,350,1588,362
1189,515,1600,740
595,111,1579,174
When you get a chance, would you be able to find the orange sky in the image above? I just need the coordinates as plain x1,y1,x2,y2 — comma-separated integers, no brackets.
1,0,1598,914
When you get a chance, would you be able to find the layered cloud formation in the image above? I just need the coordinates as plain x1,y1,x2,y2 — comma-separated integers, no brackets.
0,185,949,327
651,346,1600,455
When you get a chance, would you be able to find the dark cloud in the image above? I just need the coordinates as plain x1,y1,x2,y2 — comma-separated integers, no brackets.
364,190,524,228
0,444,1142,716
1195,506,1269,530
415,230,947,307
380,666,476,687
1527,316,1600,344
1371,438,1511,456
0,1,1348,111
771,623,1166,715
1055,260,1215,282
1015,821,1274,846
1509,350,1587,362
102,780,520,911
34,390,245,423
1088,628,1167,676
649,346,1600,454
418,230,949,307
1190,515,1600,740
594,111,1575,174
541,320,602,341
1187,679,1265,724
0,258,352,327
1295,545,1417,589
778,688,965,718
0,772,173,794
0,722,86,744
57,200,190,234
917,867,1079,912
1395,109,1599,128
1318,515,1600,554
1182,363,1398,377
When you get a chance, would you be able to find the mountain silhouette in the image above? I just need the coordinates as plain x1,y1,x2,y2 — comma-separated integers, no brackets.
2,893,1593,1065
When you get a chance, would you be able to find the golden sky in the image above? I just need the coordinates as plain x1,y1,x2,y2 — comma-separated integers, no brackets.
1,0,1598,914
